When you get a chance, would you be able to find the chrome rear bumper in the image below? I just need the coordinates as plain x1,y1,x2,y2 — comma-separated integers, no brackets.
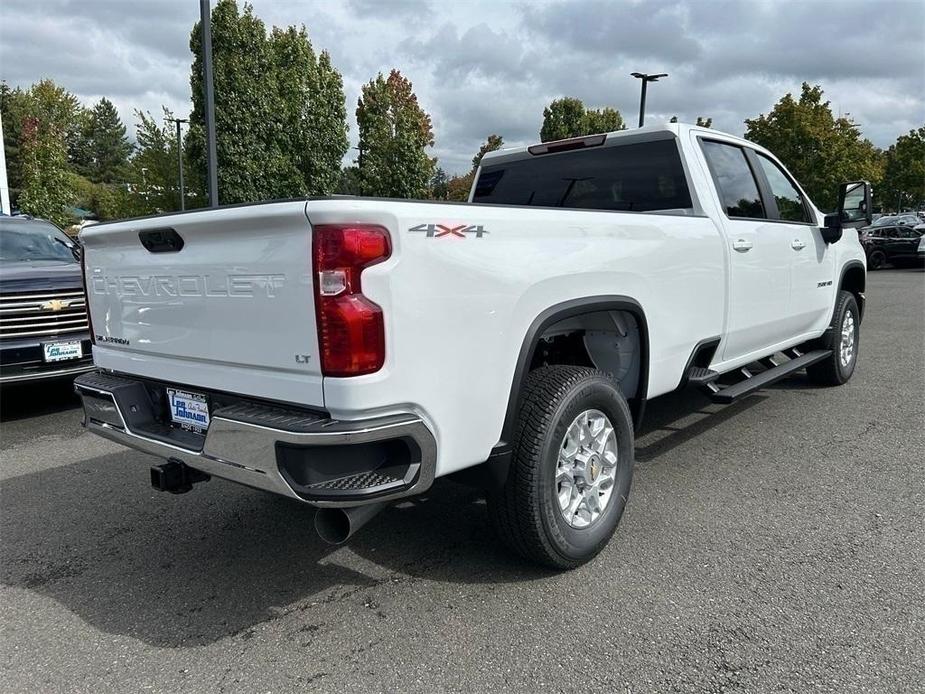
74,371,436,507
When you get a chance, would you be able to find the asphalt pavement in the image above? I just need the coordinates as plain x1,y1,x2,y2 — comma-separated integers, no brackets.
1,268,923,694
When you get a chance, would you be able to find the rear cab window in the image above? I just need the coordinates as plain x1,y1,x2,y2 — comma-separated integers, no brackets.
473,138,694,213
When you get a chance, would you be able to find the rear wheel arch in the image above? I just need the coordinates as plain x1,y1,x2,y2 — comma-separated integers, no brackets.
499,296,650,445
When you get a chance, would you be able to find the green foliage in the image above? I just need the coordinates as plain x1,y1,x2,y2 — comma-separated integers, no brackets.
1,82,30,201
187,0,348,204
17,112,76,226
878,126,925,210
584,107,625,135
744,83,883,210
540,98,625,142
271,29,349,196
430,167,449,199
79,98,133,183
13,80,84,225
128,108,195,214
336,165,362,196
356,69,435,199
446,172,473,202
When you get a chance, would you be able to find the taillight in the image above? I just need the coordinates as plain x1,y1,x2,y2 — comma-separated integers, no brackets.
80,246,96,345
312,224,391,376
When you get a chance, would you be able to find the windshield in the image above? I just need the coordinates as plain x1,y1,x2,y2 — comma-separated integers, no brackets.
871,216,898,227
0,220,77,263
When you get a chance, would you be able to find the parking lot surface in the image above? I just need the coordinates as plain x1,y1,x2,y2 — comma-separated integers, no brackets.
1,269,923,693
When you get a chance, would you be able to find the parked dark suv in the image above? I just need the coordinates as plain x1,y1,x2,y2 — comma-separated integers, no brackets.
0,216,94,383
859,215,925,269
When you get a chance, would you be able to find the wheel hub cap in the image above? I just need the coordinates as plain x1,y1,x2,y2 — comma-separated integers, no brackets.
556,409,618,529
840,309,856,368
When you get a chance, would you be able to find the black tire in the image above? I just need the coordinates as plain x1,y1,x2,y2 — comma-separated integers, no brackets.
867,250,886,270
806,290,860,386
488,366,634,569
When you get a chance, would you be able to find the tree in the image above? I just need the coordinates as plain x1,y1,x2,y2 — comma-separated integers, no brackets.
80,98,133,183
584,107,625,134
879,126,925,211
17,115,75,227
129,108,191,214
744,83,882,210
541,98,625,142
13,80,83,224
356,69,435,199
187,0,348,205
270,26,348,195
188,0,284,204
430,167,449,199
1,82,30,204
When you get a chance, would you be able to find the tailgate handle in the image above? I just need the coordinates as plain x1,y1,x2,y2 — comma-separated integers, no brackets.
139,228,184,253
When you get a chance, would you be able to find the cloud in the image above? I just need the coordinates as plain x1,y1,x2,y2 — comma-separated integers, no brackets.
1,0,923,177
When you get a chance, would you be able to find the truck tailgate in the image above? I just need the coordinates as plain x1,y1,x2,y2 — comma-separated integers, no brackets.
80,201,324,407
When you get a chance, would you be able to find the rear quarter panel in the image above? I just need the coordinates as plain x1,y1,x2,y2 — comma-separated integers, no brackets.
307,198,725,476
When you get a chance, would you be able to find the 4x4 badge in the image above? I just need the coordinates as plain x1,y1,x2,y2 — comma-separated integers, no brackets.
409,223,488,238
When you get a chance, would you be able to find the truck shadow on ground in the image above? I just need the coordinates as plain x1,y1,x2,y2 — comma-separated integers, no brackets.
1,382,785,648
0,379,82,423
0,448,540,648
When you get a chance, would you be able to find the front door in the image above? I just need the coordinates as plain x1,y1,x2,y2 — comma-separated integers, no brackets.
699,140,793,361
752,152,835,337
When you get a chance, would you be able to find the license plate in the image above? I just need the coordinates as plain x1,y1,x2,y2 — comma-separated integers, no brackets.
166,388,210,433
42,340,83,363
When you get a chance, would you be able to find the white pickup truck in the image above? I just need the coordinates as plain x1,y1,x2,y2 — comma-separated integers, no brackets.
75,123,871,568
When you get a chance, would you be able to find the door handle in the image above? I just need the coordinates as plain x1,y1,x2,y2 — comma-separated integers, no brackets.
791,239,806,250
732,238,753,252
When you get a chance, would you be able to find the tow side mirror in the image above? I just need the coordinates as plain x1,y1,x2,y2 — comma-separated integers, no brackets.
822,180,872,244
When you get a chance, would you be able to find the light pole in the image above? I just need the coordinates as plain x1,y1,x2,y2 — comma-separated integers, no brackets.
201,0,219,207
169,118,188,211
630,72,668,127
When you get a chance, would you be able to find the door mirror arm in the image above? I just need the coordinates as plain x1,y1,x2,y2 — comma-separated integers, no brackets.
821,213,843,244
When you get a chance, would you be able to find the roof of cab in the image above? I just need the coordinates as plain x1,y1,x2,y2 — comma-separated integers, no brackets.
478,121,753,167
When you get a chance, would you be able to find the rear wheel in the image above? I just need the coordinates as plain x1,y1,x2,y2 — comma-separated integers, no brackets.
806,290,860,386
867,250,886,270
488,366,634,569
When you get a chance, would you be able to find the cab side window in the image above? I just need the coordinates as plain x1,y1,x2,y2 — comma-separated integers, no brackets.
755,154,811,223
701,141,765,219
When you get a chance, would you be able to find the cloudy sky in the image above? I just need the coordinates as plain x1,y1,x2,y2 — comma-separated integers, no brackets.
2,0,923,175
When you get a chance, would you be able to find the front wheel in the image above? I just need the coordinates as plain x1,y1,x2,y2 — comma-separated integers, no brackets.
806,290,860,386
488,366,635,569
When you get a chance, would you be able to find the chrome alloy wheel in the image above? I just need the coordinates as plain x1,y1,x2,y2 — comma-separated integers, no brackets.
839,309,856,368
556,409,619,529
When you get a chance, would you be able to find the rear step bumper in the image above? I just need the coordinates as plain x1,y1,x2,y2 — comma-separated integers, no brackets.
74,370,436,508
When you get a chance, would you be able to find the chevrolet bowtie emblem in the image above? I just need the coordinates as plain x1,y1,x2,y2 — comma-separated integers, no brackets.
40,299,71,312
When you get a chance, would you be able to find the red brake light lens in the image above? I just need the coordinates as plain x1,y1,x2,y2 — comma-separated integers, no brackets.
312,224,391,376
